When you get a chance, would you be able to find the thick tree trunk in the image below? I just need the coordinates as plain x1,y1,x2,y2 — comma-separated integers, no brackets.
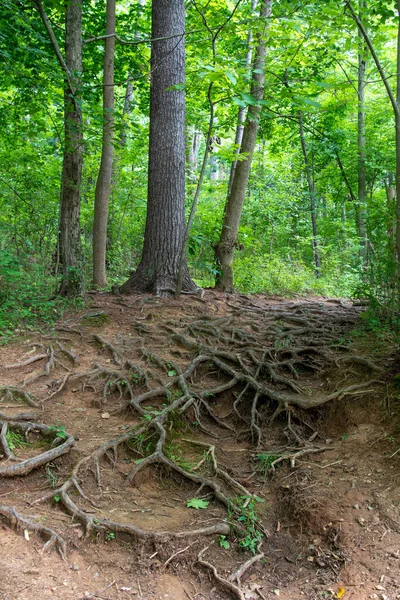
93,0,115,288
357,0,368,264
215,0,273,292
120,0,196,296
59,0,83,297
298,111,321,277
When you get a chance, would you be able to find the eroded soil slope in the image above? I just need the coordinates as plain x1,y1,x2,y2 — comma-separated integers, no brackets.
0,291,399,600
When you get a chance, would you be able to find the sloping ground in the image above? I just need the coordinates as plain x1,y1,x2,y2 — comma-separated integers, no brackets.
0,291,399,600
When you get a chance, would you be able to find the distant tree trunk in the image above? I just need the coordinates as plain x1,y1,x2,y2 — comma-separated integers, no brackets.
228,0,258,195
59,0,84,296
298,110,321,276
93,0,115,288
215,0,273,291
120,75,133,148
345,0,400,299
120,0,196,296
357,0,368,264
188,126,200,182
385,172,396,260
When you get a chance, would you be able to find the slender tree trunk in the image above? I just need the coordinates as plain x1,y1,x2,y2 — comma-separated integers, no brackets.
121,0,196,296
59,0,84,296
345,0,400,299
298,110,321,276
215,0,273,291
120,75,133,148
93,0,115,287
385,172,396,261
357,0,368,264
228,0,258,195
188,126,199,182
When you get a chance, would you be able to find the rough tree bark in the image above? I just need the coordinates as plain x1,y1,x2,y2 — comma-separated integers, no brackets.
215,0,273,292
93,0,116,288
35,0,84,296
58,0,84,296
357,0,368,264
298,110,321,277
121,0,196,296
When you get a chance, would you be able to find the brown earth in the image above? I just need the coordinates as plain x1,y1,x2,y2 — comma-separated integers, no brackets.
0,291,399,600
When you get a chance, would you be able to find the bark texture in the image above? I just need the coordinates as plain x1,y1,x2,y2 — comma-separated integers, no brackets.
215,0,273,292
121,0,196,296
59,0,84,296
93,0,116,287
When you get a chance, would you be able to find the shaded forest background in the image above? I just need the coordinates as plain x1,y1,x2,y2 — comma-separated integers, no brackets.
0,0,398,333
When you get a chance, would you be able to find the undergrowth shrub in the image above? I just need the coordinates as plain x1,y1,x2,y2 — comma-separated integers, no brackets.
0,249,84,340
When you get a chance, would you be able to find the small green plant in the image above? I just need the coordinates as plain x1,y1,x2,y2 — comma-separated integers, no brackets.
255,452,281,477
106,531,116,541
45,464,59,488
49,424,67,440
165,441,196,471
229,495,264,554
6,429,26,451
218,535,230,549
187,498,209,510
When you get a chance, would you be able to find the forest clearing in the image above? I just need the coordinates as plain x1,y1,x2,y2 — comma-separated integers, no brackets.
2,0,400,598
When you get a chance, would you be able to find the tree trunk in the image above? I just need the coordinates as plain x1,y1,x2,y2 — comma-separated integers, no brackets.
215,0,273,292
385,172,396,261
120,75,133,148
345,0,400,300
357,0,368,264
228,0,258,195
120,0,196,296
188,126,199,182
93,0,115,288
298,110,321,276
59,0,84,296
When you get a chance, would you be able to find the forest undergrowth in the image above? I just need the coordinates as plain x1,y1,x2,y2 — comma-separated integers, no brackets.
0,291,399,600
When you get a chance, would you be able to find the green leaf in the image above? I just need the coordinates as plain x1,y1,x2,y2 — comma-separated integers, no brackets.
167,369,176,377
186,498,209,510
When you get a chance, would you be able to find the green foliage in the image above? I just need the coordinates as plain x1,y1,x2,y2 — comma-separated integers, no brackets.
0,249,85,340
229,495,265,554
48,424,67,441
5,429,27,451
255,452,282,477
186,497,209,510
218,535,230,549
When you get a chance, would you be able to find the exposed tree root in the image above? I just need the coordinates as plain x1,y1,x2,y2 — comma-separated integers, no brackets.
0,296,380,559
197,545,246,600
0,505,67,558
0,420,74,477
0,386,41,408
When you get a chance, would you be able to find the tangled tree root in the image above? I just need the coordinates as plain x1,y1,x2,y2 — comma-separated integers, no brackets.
0,296,383,558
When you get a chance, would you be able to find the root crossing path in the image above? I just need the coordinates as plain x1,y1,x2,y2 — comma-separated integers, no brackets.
0,292,389,600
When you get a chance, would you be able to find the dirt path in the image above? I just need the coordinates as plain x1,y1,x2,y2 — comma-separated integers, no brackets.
0,291,399,600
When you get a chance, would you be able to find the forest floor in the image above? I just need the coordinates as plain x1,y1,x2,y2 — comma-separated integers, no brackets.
0,291,399,600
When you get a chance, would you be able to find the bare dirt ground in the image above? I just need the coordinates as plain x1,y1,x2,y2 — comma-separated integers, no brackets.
0,291,399,600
